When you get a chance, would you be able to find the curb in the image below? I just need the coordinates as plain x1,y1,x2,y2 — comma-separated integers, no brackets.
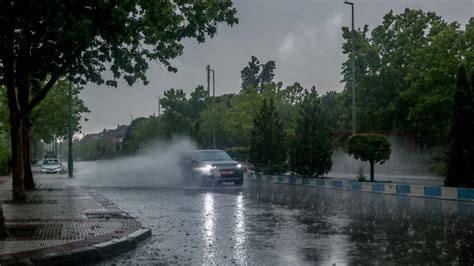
246,173,474,202
2,228,152,265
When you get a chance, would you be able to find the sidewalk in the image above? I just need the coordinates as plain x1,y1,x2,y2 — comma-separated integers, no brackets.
0,173,151,265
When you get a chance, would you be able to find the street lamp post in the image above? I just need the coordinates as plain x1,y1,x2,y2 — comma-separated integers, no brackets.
67,80,73,178
206,65,211,96
344,1,356,134
206,65,216,149
211,69,216,149
156,96,161,116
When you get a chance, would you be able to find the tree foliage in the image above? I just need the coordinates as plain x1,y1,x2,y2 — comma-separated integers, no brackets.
340,9,473,147
290,88,333,178
446,65,474,187
1,1,238,90
121,85,208,153
30,80,89,143
225,147,249,162
347,134,391,182
0,0,238,202
249,98,287,174
320,91,345,131
241,56,276,93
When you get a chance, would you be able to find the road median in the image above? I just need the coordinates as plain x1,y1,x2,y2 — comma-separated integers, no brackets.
246,172,474,202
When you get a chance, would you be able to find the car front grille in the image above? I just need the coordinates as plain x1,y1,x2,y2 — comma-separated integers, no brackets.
214,163,236,168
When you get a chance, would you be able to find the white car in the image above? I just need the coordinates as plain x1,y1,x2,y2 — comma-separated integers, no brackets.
41,158,64,174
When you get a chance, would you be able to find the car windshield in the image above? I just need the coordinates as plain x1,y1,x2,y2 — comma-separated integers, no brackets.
196,151,232,161
43,160,59,165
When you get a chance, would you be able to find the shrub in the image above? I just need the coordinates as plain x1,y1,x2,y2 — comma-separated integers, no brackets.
347,133,391,182
356,167,366,182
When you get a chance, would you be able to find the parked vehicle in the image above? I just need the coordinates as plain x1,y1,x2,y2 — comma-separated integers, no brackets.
40,158,63,174
181,150,244,187
44,151,57,159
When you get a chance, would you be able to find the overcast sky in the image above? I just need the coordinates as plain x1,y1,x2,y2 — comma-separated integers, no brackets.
79,0,473,134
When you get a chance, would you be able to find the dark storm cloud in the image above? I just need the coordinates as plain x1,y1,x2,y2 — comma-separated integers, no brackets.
79,0,473,134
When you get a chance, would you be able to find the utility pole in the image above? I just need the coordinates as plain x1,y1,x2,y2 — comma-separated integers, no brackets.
206,64,216,148
344,1,356,134
68,80,73,178
211,69,216,149
156,96,161,116
206,65,211,96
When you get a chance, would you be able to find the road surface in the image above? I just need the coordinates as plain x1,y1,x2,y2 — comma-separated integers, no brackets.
75,183,473,264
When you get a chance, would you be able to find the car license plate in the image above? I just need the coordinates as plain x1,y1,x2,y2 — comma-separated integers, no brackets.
221,170,234,175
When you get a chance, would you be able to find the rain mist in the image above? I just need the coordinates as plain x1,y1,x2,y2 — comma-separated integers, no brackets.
73,138,197,187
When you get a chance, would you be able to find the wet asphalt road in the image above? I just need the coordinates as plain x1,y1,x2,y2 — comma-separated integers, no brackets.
91,182,474,265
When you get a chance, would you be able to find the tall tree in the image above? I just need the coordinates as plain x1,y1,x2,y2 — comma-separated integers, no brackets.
320,91,345,131
189,85,209,146
189,85,209,121
259,60,276,90
401,20,468,147
122,117,148,154
446,65,474,187
0,1,237,203
282,82,304,106
160,88,189,136
241,56,261,90
341,25,383,131
30,80,89,145
241,56,276,93
290,88,333,178
249,98,287,174
340,9,459,135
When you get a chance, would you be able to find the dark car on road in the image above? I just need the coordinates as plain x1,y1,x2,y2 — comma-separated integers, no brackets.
181,149,244,187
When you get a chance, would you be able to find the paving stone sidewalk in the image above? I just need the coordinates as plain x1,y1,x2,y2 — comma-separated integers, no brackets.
0,174,151,265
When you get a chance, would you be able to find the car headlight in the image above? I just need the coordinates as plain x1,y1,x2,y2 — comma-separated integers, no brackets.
236,164,242,169
199,164,220,176
203,164,215,171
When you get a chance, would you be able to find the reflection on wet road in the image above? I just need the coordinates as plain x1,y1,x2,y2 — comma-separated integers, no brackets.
96,182,474,265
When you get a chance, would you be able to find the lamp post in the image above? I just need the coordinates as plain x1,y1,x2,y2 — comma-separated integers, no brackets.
344,0,356,134
206,65,216,149
211,69,216,149
206,65,211,96
156,96,161,116
67,80,73,178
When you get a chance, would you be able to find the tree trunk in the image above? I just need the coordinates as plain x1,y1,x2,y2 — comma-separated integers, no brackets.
11,117,26,202
370,161,375,182
0,205,10,239
24,118,35,190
